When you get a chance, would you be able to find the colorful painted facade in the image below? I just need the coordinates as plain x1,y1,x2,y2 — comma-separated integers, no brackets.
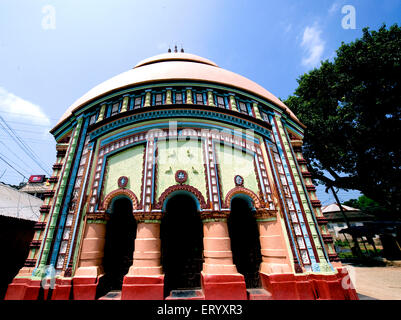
5,52,358,300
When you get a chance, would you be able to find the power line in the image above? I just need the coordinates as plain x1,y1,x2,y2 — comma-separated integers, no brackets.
0,146,31,176
0,116,51,175
0,153,28,179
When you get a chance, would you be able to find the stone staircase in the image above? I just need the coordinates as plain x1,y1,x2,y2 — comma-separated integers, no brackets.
165,289,205,300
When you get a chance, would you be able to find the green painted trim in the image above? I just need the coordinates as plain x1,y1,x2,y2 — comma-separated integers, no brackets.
87,220,107,224
202,218,227,223
256,217,277,222
35,117,84,277
71,203,87,274
142,220,162,224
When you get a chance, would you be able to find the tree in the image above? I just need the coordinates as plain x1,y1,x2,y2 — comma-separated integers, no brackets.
285,24,401,217
343,195,387,217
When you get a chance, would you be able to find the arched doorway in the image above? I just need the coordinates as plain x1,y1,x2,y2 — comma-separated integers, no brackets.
228,196,262,288
101,197,137,293
160,193,203,297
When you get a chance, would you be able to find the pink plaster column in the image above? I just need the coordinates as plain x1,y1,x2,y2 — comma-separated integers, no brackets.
256,210,293,275
74,221,106,278
73,213,108,300
121,213,164,300
202,219,238,274
127,222,162,276
201,212,247,300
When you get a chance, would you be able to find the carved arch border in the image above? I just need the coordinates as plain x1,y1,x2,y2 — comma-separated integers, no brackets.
101,188,140,211
155,184,209,210
223,186,261,209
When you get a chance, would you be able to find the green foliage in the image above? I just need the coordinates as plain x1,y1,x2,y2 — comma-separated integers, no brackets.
285,24,401,216
343,195,388,217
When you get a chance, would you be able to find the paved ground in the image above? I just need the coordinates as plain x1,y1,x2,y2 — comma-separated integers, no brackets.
343,264,401,300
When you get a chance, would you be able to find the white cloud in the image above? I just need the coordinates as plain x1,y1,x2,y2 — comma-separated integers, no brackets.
284,23,292,33
300,24,325,68
0,87,51,128
328,0,345,15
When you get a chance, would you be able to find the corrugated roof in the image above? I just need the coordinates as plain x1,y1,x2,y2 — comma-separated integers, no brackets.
0,183,41,222
322,203,360,213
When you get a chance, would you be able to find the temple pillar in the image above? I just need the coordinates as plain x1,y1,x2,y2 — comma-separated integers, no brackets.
200,211,247,300
72,212,108,300
255,209,293,275
121,213,164,300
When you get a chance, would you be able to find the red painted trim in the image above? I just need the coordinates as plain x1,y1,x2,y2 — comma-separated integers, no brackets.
224,186,261,209
272,117,318,263
121,275,164,300
102,189,139,210
155,184,208,210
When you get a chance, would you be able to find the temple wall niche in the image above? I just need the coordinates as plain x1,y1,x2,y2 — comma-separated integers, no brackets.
102,145,145,202
156,139,207,200
216,144,258,199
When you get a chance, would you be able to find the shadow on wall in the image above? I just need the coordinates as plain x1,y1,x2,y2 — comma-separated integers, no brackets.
0,215,35,299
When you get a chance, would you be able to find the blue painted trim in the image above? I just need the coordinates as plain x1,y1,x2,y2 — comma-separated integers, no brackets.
254,153,266,201
151,139,157,204
269,115,317,268
98,121,261,148
265,139,302,267
65,141,95,268
90,109,271,142
49,116,89,267
281,120,334,271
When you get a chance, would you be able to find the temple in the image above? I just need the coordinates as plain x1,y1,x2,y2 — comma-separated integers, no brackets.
5,52,358,300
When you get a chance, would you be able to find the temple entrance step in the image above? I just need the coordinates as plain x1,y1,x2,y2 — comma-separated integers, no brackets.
247,288,273,300
98,290,122,300
165,289,205,300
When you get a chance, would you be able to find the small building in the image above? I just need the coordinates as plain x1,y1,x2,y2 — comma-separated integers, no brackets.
322,203,375,240
19,175,49,200
0,182,41,299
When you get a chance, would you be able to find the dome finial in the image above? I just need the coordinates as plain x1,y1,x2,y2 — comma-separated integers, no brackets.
174,45,178,53
168,46,171,53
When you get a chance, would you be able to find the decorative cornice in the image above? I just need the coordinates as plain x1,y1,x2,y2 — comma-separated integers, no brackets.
254,208,278,221
316,216,328,224
52,163,63,170
306,184,316,192
29,240,42,248
24,259,37,267
322,234,334,243
90,106,272,141
297,158,308,165
328,253,340,262
290,139,303,148
200,211,229,221
39,205,51,214
311,200,322,208
133,211,163,223
34,221,47,230
86,211,110,222
48,176,59,184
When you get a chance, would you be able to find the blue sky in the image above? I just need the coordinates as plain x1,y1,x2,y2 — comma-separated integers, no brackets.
0,0,400,205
